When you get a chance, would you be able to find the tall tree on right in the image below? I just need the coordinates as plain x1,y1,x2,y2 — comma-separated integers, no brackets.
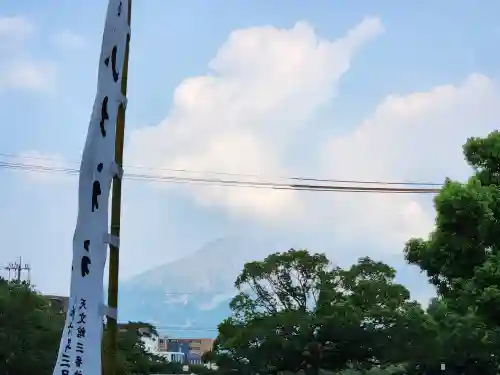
404,131,500,373
405,131,500,326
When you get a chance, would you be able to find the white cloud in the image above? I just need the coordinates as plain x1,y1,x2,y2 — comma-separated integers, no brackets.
317,73,500,251
0,16,34,45
126,16,500,256
16,16,500,269
51,30,86,51
128,17,385,223
0,59,57,93
0,15,57,93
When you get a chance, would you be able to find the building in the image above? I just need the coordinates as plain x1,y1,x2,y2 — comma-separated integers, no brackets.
44,295,69,314
159,337,214,364
187,352,202,365
158,351,185,363
184,338,214,356
165,338,190,361
120,330,215,365
158,336,169,352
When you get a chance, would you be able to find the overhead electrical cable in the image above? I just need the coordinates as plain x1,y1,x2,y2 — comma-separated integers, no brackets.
0,152,442,187
0,159,441,194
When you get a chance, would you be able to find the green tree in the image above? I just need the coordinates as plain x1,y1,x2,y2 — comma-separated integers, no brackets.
405,298,500,375
213,249,330,375
405,131,500,326
0,277,179,375
0,278,64,375
317,258,433,372
189,363,217,375
212,250,429,375
104,321,182,375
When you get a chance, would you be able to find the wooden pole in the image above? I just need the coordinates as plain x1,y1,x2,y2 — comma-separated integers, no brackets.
104,1,132,374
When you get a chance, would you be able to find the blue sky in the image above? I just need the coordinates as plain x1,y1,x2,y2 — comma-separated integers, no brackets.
1,0,500,302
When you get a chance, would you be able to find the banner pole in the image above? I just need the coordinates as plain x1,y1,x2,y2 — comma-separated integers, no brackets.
104,1,132,374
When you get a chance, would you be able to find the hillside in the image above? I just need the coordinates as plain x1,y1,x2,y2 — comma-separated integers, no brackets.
118,237,281,338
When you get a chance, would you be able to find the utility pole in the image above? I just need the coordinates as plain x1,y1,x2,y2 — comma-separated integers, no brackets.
4,256,30,282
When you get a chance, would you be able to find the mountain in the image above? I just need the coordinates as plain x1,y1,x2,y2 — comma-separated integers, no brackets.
118,237,281,338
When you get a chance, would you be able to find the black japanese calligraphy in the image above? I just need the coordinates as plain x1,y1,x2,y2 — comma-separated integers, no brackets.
111,46,119,82
118,1,122,16
81,256,91,277
104,56,110,66
70,305,76,319
77,312,87,325
75,355,83,367
76,342,84,353
79,298,87,310
83,240,90,252
97,163,103,172
61,370,69,375
64,338,72,352
77,325,86,339
91,180,101,212
60,353,71,368
100,96,109,137
74,371,83,375
67,321,74,335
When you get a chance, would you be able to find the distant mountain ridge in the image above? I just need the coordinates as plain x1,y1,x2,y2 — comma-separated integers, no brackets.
118,237,281,338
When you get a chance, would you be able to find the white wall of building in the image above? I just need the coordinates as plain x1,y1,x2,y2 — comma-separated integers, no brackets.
140,334,186,364
158,351,185,363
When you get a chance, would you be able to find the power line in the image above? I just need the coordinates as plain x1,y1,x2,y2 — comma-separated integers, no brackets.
0,152,442,187
162,291,233,295
155,325,218,332
0,160,441,194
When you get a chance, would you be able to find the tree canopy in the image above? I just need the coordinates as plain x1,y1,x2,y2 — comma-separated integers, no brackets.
0,279,64,375
210,249,438,375
0,277,179,375
405,131,500,325
107,322,182,375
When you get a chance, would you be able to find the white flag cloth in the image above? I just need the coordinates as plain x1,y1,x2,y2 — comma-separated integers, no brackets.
51,1,130,374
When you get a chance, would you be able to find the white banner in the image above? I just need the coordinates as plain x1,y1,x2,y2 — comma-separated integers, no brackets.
52,1,130,375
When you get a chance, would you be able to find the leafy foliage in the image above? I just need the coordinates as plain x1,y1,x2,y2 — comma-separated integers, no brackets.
0,277,179,375
211,250,434,375
405,131,500,325
106,324,182,375
0,279,64,375
405,298,500,375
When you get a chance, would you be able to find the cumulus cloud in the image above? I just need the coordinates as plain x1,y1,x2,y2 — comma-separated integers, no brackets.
0,59,57,93
128,17,385,223
51,30,86,51
16,15,500,267
126,15,500,257
0,15,57,93
317,73,500,251
0,16,33,45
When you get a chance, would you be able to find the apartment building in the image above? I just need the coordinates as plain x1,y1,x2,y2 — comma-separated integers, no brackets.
157,337,214,364
158,337,169,352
